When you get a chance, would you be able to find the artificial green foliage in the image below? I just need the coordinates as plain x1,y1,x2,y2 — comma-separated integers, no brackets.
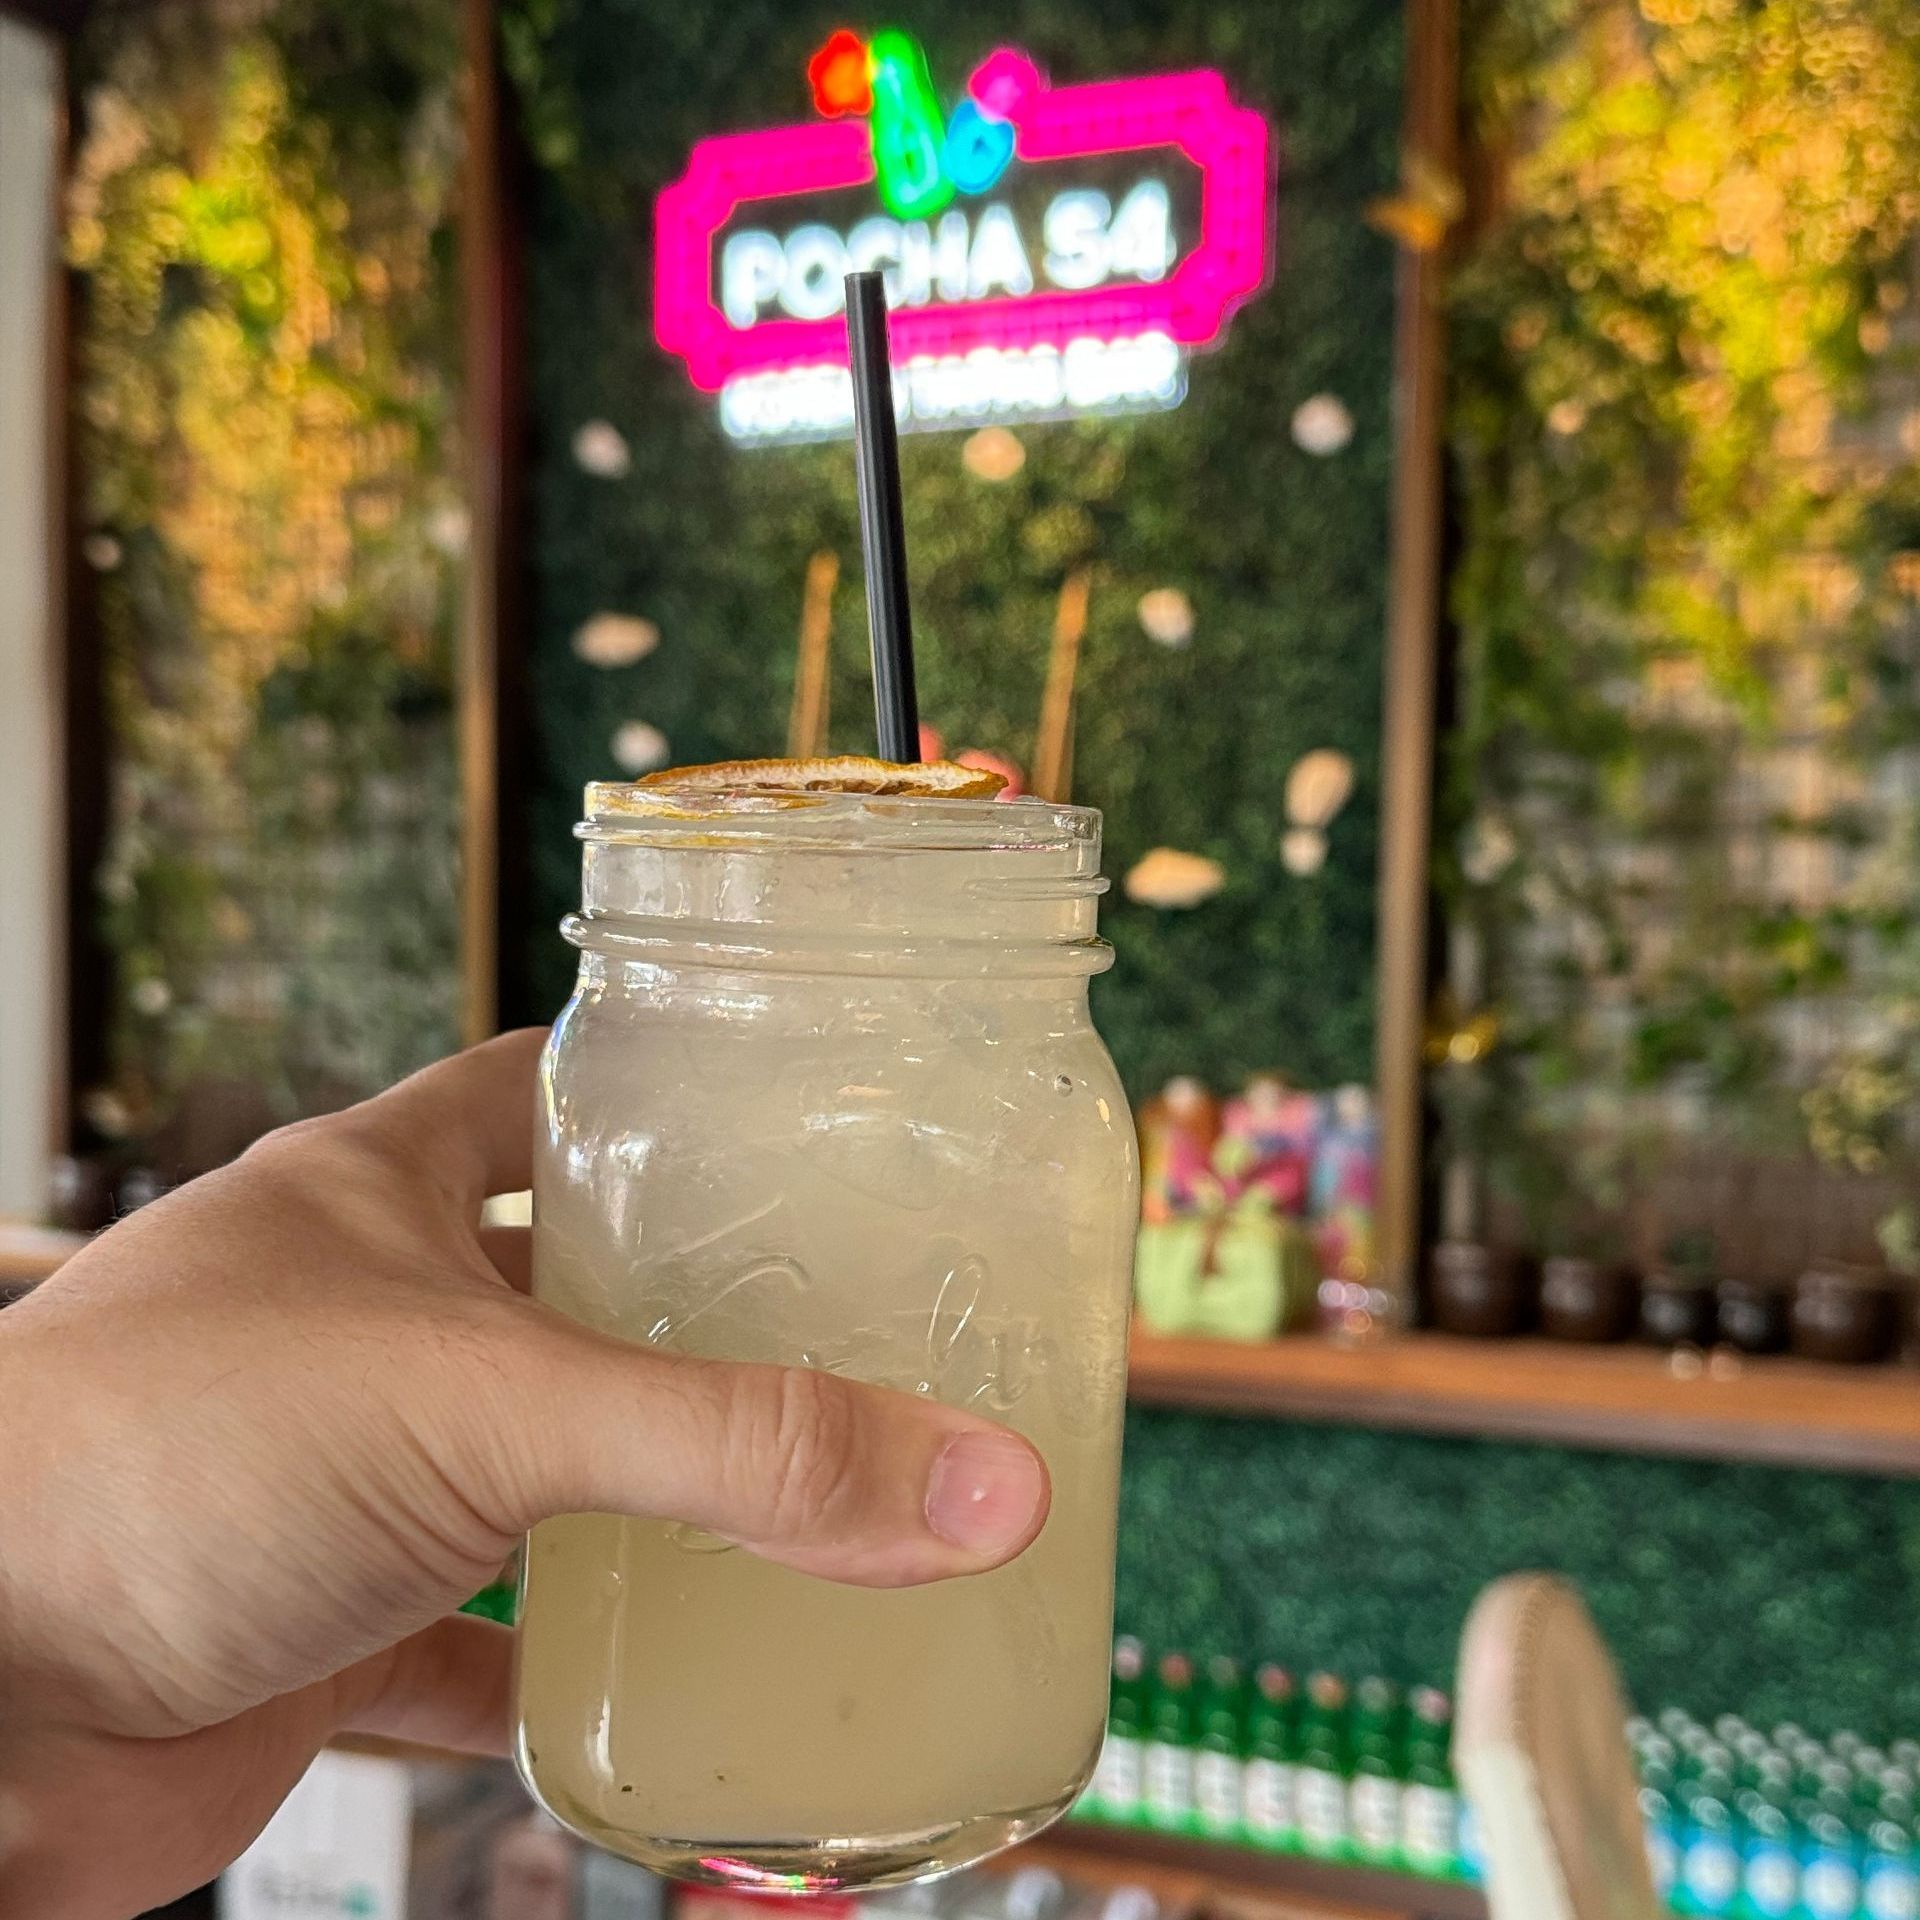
504,0,1405,1097
71,0,464,1146
1119,1408,1920,1741
1444,0,1920,1251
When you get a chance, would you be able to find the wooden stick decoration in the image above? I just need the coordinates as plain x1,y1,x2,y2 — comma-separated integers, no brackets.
1031,565,1091,803
786,549,839,758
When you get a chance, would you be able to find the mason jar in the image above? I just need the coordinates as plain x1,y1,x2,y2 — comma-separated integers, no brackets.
515,782,1139,1889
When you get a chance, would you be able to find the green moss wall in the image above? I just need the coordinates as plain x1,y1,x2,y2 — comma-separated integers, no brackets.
1120,1409,1920,1740
508,0,1405,1096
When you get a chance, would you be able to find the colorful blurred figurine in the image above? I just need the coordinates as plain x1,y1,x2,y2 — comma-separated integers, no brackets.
1133,1187,1292,1342
1134,1075,1317,1341
1310,1082,1379,1282
1138,1075,1221,1224
1133,1071,1370,1342
1215,1072,1320,1216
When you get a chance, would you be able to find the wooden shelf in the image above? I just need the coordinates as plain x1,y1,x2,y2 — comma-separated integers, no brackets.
1128,1327,1920,1477
0,1220,86,1285
19,1211,1916,1475
1021,1822,1486,1920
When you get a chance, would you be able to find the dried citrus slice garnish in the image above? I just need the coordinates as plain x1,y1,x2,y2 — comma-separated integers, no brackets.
637,755,1007,799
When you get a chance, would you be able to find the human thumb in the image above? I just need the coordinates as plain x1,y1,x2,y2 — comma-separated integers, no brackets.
456,1303,1052,1588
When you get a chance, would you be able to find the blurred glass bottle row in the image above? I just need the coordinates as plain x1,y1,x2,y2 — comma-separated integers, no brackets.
1076,1641,1920,1919
1632,1707,1920,1919
1074,1641,1474,1881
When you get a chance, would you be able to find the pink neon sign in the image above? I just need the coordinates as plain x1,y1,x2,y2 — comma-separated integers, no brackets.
654,51,1272,394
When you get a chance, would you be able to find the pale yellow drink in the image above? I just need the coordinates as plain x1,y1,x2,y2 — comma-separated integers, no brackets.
515,781,1138,1888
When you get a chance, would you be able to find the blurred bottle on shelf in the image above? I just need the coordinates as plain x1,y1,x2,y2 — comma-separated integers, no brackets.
1063,1889,1163,1920
1072,1640,1920,1918
1739,1800,1798,1919
1294,1671,1352,1859
865,1866,1180,1920
862,1884,945,1920
1241,1664,1298,1851
1193,1656,1246,1841
1673,1762,1741,1916
115,1163,172,1216
576,1846,667,1920
1456,1794,1486,1887
484,1810,574,1920
1089,1636,1149,1824
1400,1686,1462,1880
47,1150,120,1232
946,1866,1068,1920
1636,1755,1683,1906
1348,1675,1404,1866
1799,1808,1863,1920
1860,1809,1918,1920
1144,1652,1198,1833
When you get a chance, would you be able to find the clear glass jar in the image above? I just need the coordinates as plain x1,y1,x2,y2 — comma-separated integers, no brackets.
514,785,1139,1889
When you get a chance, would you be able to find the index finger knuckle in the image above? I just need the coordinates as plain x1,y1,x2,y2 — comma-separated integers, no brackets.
734,1365,867,1543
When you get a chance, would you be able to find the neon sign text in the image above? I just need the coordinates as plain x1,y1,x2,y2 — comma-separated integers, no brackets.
653,31,1271,441
719,333,1185,442
719,181,1173,326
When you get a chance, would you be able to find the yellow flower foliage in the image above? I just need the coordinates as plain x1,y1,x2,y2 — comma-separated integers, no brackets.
75,43,448,754
71,7,463,1132
1450,0,1920,1226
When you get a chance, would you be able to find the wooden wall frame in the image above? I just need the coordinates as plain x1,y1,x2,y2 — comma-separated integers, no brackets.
40,0,524,1187
457,0,499,1045
457,0,529,1044
451,0,1463,1302
447,0,1458,1296
1373,0,1460,1313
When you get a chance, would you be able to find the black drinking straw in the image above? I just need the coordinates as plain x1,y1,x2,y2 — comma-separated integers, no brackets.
844,270,920,762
